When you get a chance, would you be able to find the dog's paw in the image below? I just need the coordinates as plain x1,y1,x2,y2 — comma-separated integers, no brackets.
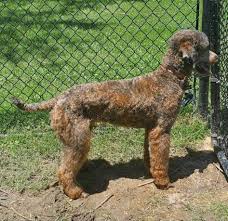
64,185,87,200
81,192,89,198
154,177,170,190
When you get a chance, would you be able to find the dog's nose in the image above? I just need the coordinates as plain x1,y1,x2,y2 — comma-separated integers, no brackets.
209,51,218,64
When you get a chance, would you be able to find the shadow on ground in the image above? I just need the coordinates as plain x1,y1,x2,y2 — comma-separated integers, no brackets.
78,148,217,194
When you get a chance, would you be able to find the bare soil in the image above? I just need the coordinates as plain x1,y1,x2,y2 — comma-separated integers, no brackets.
1,138,228,221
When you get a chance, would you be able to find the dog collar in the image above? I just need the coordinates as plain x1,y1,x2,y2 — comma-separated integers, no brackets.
160,65,188,90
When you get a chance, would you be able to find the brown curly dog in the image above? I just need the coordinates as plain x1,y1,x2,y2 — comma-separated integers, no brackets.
13,30,218,199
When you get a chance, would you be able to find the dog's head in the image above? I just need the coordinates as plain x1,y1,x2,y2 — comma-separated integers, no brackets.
169,30,218,76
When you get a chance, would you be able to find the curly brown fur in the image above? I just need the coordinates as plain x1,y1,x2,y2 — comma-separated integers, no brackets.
12,29,218,199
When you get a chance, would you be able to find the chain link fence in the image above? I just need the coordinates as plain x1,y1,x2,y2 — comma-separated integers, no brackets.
0,0,199,134
210,0,228,155
218,1,228,137
208,0,228,176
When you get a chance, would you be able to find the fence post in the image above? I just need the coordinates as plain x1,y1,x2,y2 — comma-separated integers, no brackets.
209,0,220,146
198,0,210,119
200,0,220,144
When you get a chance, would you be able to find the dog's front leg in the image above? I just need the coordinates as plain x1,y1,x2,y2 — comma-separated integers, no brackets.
147,126,170,189
144,128,151,174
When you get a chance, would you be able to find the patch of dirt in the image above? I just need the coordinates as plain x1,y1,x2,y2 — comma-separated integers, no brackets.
1,137,227,221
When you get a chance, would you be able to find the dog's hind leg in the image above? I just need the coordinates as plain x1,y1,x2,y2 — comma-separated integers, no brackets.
51,106,91,199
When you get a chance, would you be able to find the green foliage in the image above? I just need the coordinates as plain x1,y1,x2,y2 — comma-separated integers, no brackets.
172,113,209,149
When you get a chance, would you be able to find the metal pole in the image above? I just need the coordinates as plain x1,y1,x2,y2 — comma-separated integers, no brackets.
209,0,220,147
198,0,210,119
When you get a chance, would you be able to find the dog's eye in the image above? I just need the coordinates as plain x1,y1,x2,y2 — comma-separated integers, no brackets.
178,51,183,57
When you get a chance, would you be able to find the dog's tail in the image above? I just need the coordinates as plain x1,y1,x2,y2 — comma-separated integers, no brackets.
11,97,56,112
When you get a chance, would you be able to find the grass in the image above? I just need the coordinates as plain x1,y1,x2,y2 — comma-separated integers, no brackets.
187,196,228,221
212,203,228,221
0,0,198,133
